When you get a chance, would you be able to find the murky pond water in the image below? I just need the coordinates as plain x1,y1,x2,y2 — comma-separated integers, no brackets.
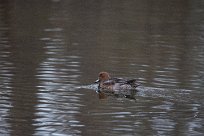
1,0,204,136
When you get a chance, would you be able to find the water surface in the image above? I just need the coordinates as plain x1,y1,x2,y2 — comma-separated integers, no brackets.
0,0,204,136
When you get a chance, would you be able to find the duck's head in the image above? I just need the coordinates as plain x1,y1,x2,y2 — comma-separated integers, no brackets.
95,72,111,83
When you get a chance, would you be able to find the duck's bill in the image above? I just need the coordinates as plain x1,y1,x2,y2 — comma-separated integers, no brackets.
94,79,100,83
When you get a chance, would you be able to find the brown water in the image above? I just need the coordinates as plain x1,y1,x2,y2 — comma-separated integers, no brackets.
0,0,204,136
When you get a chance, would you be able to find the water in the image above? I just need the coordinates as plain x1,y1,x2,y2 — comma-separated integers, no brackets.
0,0,204,135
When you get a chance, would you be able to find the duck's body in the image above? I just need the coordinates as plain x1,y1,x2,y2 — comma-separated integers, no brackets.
95,72,140,91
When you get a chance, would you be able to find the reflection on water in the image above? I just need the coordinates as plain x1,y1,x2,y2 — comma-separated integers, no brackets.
0,0,204,136
35,26,83,135
0,22,13,136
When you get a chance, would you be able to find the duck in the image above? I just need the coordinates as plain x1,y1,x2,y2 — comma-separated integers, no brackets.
94,72,140,91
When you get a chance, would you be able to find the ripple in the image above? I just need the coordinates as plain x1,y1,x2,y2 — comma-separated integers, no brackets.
92,112,132,116
44,28,63,32
151,118,176,133
34,36,83,135
0,44,14,135
77,84,99,90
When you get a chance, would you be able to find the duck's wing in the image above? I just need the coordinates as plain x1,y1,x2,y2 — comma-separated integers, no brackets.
111,77,126,83
103,77,128,85
125,79,137,84
110,77,141,87
103,80,115,85
115,79,140,87
123,79,141,87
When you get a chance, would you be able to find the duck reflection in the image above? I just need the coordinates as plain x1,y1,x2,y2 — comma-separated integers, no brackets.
97,89,138,100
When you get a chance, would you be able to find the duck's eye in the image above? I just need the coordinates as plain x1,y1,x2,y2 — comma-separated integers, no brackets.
99,74,104,78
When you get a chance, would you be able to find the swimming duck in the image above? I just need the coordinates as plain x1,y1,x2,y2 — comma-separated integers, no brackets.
95,72,140,91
